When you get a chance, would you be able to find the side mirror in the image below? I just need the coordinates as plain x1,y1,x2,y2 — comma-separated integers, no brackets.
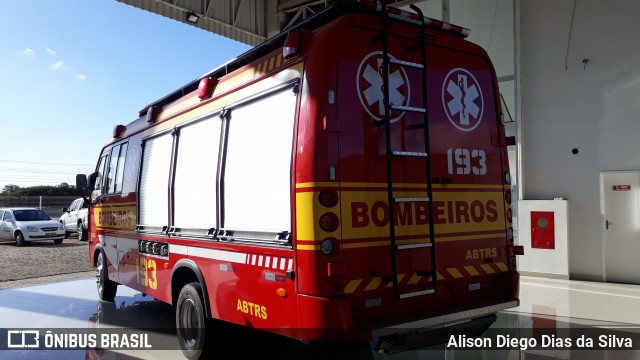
76,174,88,192
76,172,97,206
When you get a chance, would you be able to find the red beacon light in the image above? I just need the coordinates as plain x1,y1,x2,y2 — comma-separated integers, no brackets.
198,77,217,100
283,29,310,61
145,105,159,123
112,125,126,139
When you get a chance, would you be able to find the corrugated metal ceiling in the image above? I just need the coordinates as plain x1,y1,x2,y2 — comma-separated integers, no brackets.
116,0,424,46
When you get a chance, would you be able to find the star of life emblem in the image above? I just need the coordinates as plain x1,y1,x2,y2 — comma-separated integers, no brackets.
356,51,410,123
441,68,484,131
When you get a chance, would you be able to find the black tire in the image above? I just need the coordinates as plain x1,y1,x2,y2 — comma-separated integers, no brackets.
176,282,209,360
15,232,25,247
96,251,117,302
79,223,88,241
53,239,63,244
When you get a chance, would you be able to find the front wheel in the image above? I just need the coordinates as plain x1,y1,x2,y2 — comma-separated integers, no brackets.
53,239,63,244
96,251,117,302
176,282,209,360
15,232,25,247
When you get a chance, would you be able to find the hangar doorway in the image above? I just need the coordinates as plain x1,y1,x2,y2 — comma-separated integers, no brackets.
601,171,640,284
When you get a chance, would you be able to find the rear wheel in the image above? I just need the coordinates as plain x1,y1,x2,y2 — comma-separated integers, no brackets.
96,251,117,302
15,232,25,247
176,282,209,360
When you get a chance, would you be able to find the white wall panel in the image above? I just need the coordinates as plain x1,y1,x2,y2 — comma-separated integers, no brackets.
520,0,640,281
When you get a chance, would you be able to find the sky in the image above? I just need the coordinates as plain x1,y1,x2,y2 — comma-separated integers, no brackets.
0,0,250,191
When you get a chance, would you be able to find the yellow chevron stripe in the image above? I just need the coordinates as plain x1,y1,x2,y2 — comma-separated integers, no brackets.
480,264,495,274
344,279,362,294
464,266,481,276
365,277,382,291
447,268,464,278
408,273,422,285
496,262,508,272
386,274,406,288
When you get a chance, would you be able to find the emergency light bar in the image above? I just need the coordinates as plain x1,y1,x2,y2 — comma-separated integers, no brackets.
360,0,471,38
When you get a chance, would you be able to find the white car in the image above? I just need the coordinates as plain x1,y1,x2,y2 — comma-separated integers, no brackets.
60,198,89,240
0,208,65,246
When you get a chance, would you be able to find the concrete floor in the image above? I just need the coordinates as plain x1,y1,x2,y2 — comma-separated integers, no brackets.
1,276,640,359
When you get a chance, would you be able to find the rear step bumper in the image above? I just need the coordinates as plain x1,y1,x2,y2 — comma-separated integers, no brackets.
371,300,519,339
373,314,499,354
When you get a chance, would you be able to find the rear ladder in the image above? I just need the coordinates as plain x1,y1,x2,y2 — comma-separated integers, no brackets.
378,3,437,299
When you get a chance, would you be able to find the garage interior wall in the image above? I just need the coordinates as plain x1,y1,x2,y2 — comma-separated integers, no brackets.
408,0,518,210
520,0,640,281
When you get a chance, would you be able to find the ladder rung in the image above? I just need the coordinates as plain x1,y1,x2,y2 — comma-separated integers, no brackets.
391,105,426,113
394,197,430,203
392,151,428,157
397,243,432,250
388,58,424,69
399,288,435,299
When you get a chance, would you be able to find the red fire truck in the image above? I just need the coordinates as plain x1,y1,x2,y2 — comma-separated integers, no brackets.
76,1,522,358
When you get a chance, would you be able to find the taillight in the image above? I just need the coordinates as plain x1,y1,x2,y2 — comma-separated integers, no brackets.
506,209,513,223
507,227,514,242
318,189,339,208
319,213,339,232
505,189,512,205
321,238,335,255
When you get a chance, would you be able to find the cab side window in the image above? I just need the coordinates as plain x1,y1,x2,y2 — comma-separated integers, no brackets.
69,199,79,212
106,143,128,194
92,155,108,201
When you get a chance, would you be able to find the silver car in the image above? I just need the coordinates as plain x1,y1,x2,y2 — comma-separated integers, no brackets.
0,208,65,246
60,198,89,240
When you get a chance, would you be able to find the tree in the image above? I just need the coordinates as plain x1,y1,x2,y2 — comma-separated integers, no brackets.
1,184,21,195
0,183,78,196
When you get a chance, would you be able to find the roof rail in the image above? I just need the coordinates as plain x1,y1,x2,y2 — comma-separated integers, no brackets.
360,0,470,38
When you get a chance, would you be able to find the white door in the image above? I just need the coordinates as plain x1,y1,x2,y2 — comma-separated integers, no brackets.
601,171,640,284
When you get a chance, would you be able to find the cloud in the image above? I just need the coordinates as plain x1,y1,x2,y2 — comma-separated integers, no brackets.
52,60,65,69
45,48,56,55
75,74,86,80
17,48,35,56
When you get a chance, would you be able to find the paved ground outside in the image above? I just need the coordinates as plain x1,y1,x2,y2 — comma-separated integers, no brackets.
0,234,94,289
